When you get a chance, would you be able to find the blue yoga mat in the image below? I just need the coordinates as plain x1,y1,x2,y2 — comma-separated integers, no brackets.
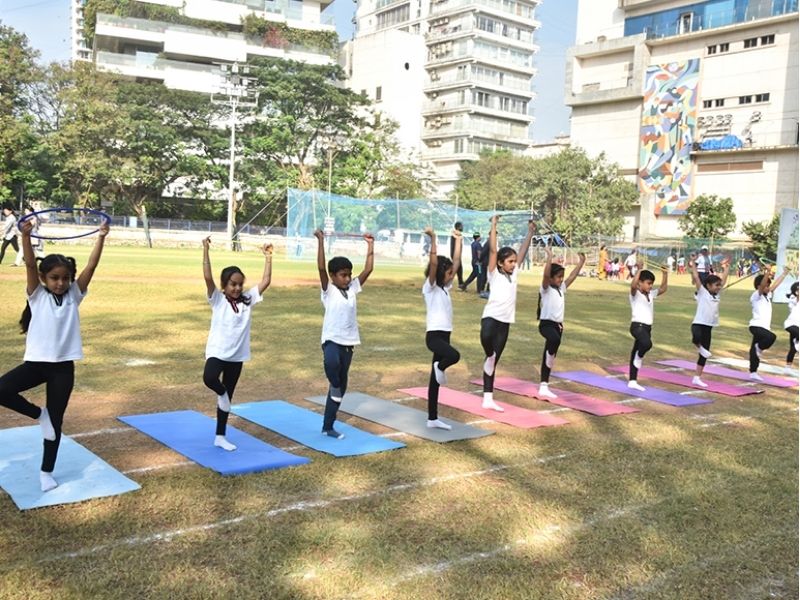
118,410,310,475
0,426,140,510
231,400,405,457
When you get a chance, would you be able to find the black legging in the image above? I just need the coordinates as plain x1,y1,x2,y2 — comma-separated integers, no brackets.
787,326,799,364
691,324,713,367
629,322,652,380
538,320,562,383
322,341,353,431
749,326,776,372
480,317,510,393
425,330,460,420
203,357,242,435
0,361,74,472
0,236,19,264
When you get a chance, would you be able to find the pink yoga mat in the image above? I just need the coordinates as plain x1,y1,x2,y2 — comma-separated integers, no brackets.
397,387,569,428
657,359,797,388
607,366,763,397
468,376,641,416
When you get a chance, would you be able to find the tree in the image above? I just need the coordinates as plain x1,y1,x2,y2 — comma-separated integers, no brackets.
451,150,536,211
678,193,737,239
741,215,779,261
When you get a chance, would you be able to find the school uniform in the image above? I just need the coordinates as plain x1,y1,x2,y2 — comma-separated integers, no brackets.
691,286,720,366
203,286,263,435
749,290,776,372
423,279,460,420
480,267,518,392
629,288,658,380
0,282,85,472
784,297,799,365
538,283,566,383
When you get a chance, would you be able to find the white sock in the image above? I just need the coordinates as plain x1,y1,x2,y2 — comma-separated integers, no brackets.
691,376,708,388
628,380,646,391
38,407,56,441
433,361,447,386
545,351,555,369
697,346,712,359
749,372,764,381
755,344,763,358
538,383,557,399
481,393,504,412
217,392,231,413
214,435,237,451
40,471,58,492
633,354,643,369
483,353,496,376
427,419,452,430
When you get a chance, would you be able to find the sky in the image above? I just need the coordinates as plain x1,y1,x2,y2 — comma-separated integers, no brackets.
0,0,577,141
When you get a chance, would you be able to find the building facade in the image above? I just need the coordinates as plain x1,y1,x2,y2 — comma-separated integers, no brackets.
344,0,541,195
72,0,92,62
566,0,798,240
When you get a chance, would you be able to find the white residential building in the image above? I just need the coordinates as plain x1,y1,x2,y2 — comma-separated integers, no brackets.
565,0,799,241
71,0,92,62
90,0,337,94
344,0,541,195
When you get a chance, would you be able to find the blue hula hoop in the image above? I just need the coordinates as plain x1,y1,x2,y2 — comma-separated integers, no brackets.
17,207,111,241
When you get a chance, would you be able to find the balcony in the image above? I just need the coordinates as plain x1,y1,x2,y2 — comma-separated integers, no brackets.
426,22,537,47
422,120,530,142
95,50,224,93
422,98,532,122
424,72,534,94
691,118,800,154
430,0,541,26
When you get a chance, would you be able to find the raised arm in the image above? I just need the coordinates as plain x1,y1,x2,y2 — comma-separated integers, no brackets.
657,265,669,296
358,233,374,286
451,228,463,276
20,220,39,296
516,220,536,267
424,227,437,285
769,266,790,293
257,243,273,295
565,252,586,288
202,236,215,297
719,257,731,288
541,245,553,290
487,215,499,273
630,260,643,296
314,229,329,291
76,221,109,294
688,253,702,290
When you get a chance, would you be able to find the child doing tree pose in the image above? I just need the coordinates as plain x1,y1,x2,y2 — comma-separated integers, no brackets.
628,262,668,391
784,281,799,374
688,254,730,387
748,267,790,380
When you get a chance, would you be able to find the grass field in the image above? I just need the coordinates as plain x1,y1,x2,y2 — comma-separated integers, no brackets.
0,243,797,600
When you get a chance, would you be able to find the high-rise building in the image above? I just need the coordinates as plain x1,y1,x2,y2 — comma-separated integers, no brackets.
565,0,798,240
343,0,541,195
71,0,92,62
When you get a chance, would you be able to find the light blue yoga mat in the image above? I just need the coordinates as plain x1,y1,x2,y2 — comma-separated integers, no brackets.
0,426,140,510
231,400,405,457
119,410,310,475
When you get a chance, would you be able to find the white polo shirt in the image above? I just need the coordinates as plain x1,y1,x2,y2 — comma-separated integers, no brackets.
749,291,773,329
423,279,453,332
205,286,263,361
482,266,518,324
630,289,658,325
692,286,721,327
785,297,799,329
321,278,362,345
24,282,85,362
539,283,566,323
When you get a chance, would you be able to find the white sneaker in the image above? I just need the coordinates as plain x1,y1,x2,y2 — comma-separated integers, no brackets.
627,381,646,392
427,419,452,430
691,376,708,388
698,346,712,359
483,353,496,376
433,361,447,386
538,384,557,399
749,372,764,381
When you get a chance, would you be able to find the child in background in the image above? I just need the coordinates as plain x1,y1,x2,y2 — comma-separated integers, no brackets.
0,218,108,491
421,226,462,430
479,216,536,411
688,254,730,387
627,262,668,391
314,229,374,439
784,282,799,375
202,237,273,451
748,266,790,380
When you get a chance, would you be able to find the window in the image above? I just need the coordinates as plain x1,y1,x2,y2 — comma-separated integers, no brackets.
474,91,491,107
707,45,717,54
761,34,775,45
703,100,713,108
744,37,757,48
697,161,763,172
755,92,770,102
738,95,753,104
375,86,382,101
454,138,464,153
715,98,725,107
679,12,693,34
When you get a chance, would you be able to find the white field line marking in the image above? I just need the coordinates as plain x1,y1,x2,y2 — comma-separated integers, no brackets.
69,427,133,439
24,453,569,567
699,416,753,429
122,461,193,475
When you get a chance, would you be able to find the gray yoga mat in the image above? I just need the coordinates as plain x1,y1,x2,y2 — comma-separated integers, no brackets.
304,392,493,442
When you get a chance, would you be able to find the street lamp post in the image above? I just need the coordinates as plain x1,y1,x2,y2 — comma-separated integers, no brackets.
211,62,259,252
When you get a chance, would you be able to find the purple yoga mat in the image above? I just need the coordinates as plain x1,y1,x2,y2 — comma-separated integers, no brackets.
552,371,712,407
398,387,569,428
469,377,640,416
656,359,797,388
607,366,762,397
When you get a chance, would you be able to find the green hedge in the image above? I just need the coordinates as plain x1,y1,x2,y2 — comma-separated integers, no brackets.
241,15,339,56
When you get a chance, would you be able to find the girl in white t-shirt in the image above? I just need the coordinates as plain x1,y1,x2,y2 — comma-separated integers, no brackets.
536,246,585,399
479,216,536,412
314,229,374,439
784,282,799,374
0,218,108,492
202,237,273,451
688,255,730,387
627,263,668,391
748,267,790,380
421,226,462,430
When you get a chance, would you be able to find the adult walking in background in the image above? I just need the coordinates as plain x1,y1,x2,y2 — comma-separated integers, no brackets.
460,232,483,292
450,221,464,287
0,205,19,265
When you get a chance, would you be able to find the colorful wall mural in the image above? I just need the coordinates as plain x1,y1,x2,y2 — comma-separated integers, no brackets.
638,59,700,215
